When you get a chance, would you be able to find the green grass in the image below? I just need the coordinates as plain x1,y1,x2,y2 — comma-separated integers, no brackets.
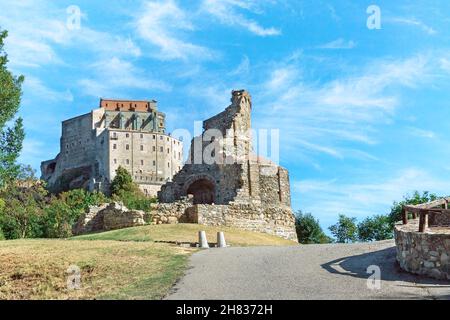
0,224,297,300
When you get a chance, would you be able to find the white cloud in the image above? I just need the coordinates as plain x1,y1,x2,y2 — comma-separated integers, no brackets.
408,127,436,139
389,17,436,35
23,76,74,102
228,55,250,76
253,54,432,160
78,57,172,97
135,0,213,60
318,38,356,50
294,168,450,225
201,0,281,36
0,1,141,69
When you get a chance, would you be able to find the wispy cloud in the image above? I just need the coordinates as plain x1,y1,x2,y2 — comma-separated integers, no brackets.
201,0,281,36
407,127,436,139
317,38,356,50
253,54,431,161
135,0,213,60
24,76,74,102
78,57,172,97
294,168,450,226
389,17,436,35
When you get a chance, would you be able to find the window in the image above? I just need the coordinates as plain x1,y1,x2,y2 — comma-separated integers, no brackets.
160,146,163,152
141,160,144,165
140,134,143,139
152,146,156,152
167,137,169,142
178,152,181,160
126,144,130,150
126,159,130,165
160,136,163,140
153,160,156,166
113,144,117,150
168,162,170,168
126,133,129,138
140,145,144,151
153,135,156,139
113,159,117,164
167,148,170,154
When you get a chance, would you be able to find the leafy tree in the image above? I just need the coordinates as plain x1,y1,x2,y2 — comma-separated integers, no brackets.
357,214,393,242
44,189,108,238
295,211,332,244
0,29,25,188
0,179,47,239
110,166,135,195
329,214,358,243
110,166,155,213
388,191,439,227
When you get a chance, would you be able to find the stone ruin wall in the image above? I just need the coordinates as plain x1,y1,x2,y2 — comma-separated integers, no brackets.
156,90,298,241
395,221,450,280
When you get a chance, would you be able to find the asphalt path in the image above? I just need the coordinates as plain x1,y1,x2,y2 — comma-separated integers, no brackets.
167,240,450,300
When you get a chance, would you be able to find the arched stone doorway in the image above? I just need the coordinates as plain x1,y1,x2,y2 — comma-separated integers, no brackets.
186,178,215,205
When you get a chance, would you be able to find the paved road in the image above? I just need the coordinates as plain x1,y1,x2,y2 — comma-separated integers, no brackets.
166,240,450,300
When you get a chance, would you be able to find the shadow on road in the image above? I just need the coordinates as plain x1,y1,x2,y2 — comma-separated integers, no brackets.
321,246,450,298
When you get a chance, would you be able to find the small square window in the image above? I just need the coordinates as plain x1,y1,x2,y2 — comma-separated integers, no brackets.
126,144,130,150
140,145,144,151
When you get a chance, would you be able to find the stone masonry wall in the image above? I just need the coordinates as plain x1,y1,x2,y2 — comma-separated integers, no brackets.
394,220,450,280
73,202,147,235
151,200,298,241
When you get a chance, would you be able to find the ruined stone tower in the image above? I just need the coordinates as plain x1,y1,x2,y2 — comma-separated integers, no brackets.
156,90,297,241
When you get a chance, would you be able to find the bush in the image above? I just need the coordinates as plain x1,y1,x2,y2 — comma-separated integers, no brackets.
112,189,156,213
43,189,108,238
357,214,393,242
0,227,5,240
295,211,331,244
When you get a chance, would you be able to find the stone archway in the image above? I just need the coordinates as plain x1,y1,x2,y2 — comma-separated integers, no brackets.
186,178,215,205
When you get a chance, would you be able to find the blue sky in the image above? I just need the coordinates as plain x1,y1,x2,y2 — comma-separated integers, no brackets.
2,0,450,231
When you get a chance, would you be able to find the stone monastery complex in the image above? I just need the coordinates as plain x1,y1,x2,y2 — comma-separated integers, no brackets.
41,90,298,240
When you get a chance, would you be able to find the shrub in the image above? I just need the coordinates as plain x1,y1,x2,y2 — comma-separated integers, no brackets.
43,189,108,238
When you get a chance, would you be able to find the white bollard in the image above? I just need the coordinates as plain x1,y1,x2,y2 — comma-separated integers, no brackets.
217,232,227,248
198,231,209,249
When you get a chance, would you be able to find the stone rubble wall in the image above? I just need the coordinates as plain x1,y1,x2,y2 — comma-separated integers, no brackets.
73,202,147,235
394,221,450,280
428,211,450,227
151,199,298,241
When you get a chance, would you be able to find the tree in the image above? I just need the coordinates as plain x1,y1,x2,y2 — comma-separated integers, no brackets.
295,211,332,244
329,214,358,243
357,214,393,242
0,29,25,188
0,179,47,239
388,191,439,227
110,166,135,195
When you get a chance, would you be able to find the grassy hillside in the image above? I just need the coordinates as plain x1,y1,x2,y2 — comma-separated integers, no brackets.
73,223,297,247
0,224,297,300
